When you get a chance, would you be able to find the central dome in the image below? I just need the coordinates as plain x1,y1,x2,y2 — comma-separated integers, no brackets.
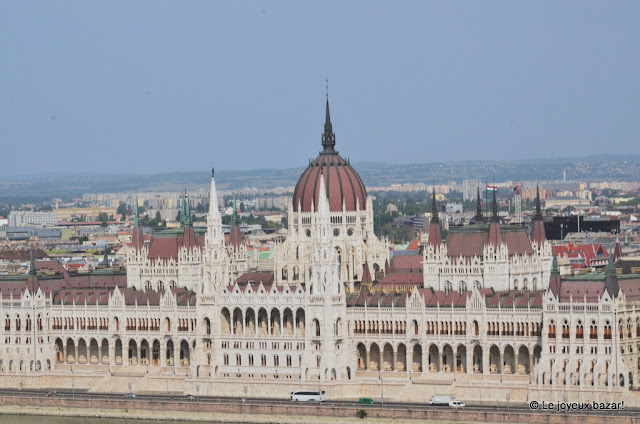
292,98,367,213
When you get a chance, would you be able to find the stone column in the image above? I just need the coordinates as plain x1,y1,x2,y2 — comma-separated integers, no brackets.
174,346,180,370
74,345,79,365
529,354,534,376
63,346,68,364
500,353,505,374
366,350,371,371
393,352,398,372
161,347,166,367
515,352,520,374
482,350,489,375
407,350,413,375
98,345,103,365
137,344,141,366
110,344,116,367
439,353,444,373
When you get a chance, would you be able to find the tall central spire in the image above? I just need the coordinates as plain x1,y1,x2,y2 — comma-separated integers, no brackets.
321,81,336,154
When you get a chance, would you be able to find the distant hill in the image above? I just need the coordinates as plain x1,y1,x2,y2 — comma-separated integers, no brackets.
1,154,639,201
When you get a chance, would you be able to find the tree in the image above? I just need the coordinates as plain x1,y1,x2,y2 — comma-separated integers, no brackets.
97,212,109,227
117,202,132,217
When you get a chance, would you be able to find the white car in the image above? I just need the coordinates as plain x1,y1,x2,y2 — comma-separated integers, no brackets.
449,400,465,408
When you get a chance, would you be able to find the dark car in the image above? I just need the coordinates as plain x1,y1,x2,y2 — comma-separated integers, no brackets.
358,397,375,404
185,394,195,400
124,392,135,399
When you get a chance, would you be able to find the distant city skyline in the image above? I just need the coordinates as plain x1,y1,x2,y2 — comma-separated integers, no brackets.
2,2,639,176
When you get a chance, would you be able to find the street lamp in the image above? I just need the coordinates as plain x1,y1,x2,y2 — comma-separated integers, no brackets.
71,367,75,399
379,371,384,408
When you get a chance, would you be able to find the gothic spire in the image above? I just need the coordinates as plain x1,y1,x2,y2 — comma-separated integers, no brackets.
534,184,542,219
430,187,439,224
231,194,238,226
181,190,192,228
490,186,499,223
321,83,336,154
550,254,559,276
474,185,483,223
606,249,616,277
29,250,36,275
133,197,139,229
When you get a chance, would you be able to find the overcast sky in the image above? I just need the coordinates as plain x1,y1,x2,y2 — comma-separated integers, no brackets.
1,2,639,176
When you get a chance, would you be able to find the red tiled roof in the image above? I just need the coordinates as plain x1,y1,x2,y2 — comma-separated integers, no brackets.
147,231,205,260
558,281,605,303
389,255,422,272
235,272,275,285
447,226,533,257
618,278,640,302
378,272,422,287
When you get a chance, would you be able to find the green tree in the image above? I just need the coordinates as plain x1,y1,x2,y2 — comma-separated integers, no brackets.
97,212,109,227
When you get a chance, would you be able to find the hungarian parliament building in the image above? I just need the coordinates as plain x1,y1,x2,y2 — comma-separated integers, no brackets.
1,99,639,402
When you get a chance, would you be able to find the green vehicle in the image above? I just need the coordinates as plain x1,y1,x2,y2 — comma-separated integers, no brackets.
358,397,375,405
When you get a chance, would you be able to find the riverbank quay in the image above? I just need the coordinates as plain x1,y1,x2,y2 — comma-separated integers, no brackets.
0,404,479,424
2,395,640,424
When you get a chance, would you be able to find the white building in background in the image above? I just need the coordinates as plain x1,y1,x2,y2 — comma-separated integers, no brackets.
8,211,57,227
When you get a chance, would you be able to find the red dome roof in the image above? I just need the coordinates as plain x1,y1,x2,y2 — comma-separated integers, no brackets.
292,97,367,213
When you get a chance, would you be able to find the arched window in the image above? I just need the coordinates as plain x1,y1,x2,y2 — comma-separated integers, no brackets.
458,281,467,294
444,281,452,295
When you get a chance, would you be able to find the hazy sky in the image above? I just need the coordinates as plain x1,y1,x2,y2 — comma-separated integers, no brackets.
1,2,639,176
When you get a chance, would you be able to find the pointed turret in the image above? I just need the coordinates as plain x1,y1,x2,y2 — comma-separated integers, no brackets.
231,195,238,226
133,197,139,229
181,190,193,228
531,184,547,244
206,168,224,243
318,172,330,220
549,253,561,295
488,187,502,246
474,185,483,223
428,187,442,247
321,90,336,154
29,250,36,275
613,233,623,262
102,248,109,267
604,249,619,297
132,197,144,252
229,194,243,249
361,262,372,284
490,187,499,223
